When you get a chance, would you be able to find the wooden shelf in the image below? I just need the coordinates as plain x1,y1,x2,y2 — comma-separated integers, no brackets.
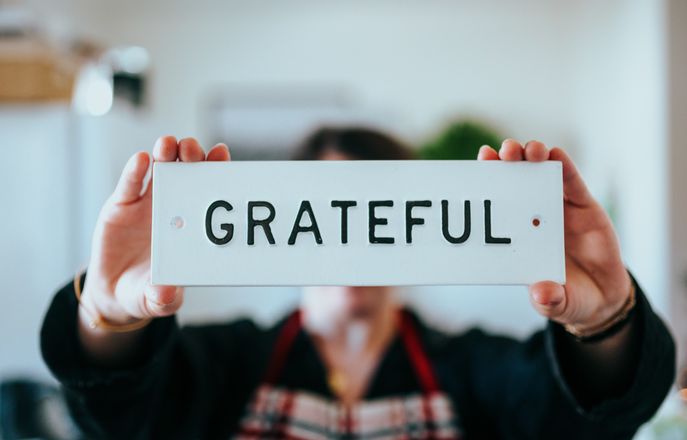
0,38,78,102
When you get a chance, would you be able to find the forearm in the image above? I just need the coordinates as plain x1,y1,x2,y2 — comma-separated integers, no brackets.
555,311,640,407
41,277,184,437
550,272,677,413
77,306,149,367
42,274,179,384
75,272,153,367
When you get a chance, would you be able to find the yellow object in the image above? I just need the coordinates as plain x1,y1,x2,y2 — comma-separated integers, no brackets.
328,370,348,396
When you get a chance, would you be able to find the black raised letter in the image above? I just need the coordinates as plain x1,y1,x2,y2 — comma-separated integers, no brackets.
248,201,276,245
442,200,471,244
369,200,395,244
206,200,234,245
331,200,357,244
484,199,511,244
405,200,432,243
288,201,323,245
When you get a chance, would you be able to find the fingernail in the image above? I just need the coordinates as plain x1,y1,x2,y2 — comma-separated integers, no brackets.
533,292,561,307
145,289,161,305
146,287,173,306
125,155,138,173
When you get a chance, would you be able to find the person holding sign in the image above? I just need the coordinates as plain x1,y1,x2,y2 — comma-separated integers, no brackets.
40,128,675,439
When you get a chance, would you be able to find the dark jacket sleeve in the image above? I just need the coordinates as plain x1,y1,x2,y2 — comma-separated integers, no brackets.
40,272,266,440
452,274,676,440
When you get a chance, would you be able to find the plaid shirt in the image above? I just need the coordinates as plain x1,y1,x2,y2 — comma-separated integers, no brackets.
235,310,462,439
237,386,460,440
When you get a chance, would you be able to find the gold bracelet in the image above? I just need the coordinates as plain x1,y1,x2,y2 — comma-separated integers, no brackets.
563,281,636,340
74,269,152,333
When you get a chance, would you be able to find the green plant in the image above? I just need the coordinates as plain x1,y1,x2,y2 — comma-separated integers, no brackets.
420,120,502,160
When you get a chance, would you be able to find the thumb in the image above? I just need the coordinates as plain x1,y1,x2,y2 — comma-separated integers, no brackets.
142,283,184,318
529,281,567,320
549,147,594,207
111,151,151,205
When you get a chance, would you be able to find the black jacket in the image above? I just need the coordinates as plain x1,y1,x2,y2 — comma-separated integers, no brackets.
41,272,675,439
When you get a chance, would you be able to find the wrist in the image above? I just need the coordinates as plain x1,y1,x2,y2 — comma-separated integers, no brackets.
564,276,636,341
77,270,151,332
570,269,633,329
80,280,135,325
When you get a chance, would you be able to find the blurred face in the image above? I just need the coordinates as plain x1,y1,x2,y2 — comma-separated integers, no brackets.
301,148,396,325
303,285,395,324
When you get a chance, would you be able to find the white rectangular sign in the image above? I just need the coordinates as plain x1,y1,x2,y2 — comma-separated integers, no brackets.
151,161,565,286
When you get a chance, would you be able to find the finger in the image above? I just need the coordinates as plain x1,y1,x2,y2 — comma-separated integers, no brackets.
111,152,151,204
206,143,231,162
477,145,499,161
549,147,594,206
524,140,549,162
178,137,206,162
498,139,524,161
152,135,179,162
529,281,567,319
143,284,184,318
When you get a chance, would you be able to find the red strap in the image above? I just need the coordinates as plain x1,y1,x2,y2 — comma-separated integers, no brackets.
263,308,441,395
398,309,440,393
263,310,302,385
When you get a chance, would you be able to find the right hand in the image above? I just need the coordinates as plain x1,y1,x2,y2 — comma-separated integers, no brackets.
80,136,231,326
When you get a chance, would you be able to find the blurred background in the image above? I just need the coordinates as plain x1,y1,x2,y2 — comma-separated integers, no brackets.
0,0,686,437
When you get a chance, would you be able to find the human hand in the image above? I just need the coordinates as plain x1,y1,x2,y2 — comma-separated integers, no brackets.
80,136,231,326
478,140,632,331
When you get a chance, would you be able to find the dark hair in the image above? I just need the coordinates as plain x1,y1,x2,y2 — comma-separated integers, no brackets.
293,126,415,160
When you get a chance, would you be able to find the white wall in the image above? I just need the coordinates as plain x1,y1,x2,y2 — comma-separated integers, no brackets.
567,0,669,314
0,0,674,378
667,0,687,370
0,105,74,377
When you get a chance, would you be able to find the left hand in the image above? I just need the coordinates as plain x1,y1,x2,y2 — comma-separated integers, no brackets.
478,139,633,330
